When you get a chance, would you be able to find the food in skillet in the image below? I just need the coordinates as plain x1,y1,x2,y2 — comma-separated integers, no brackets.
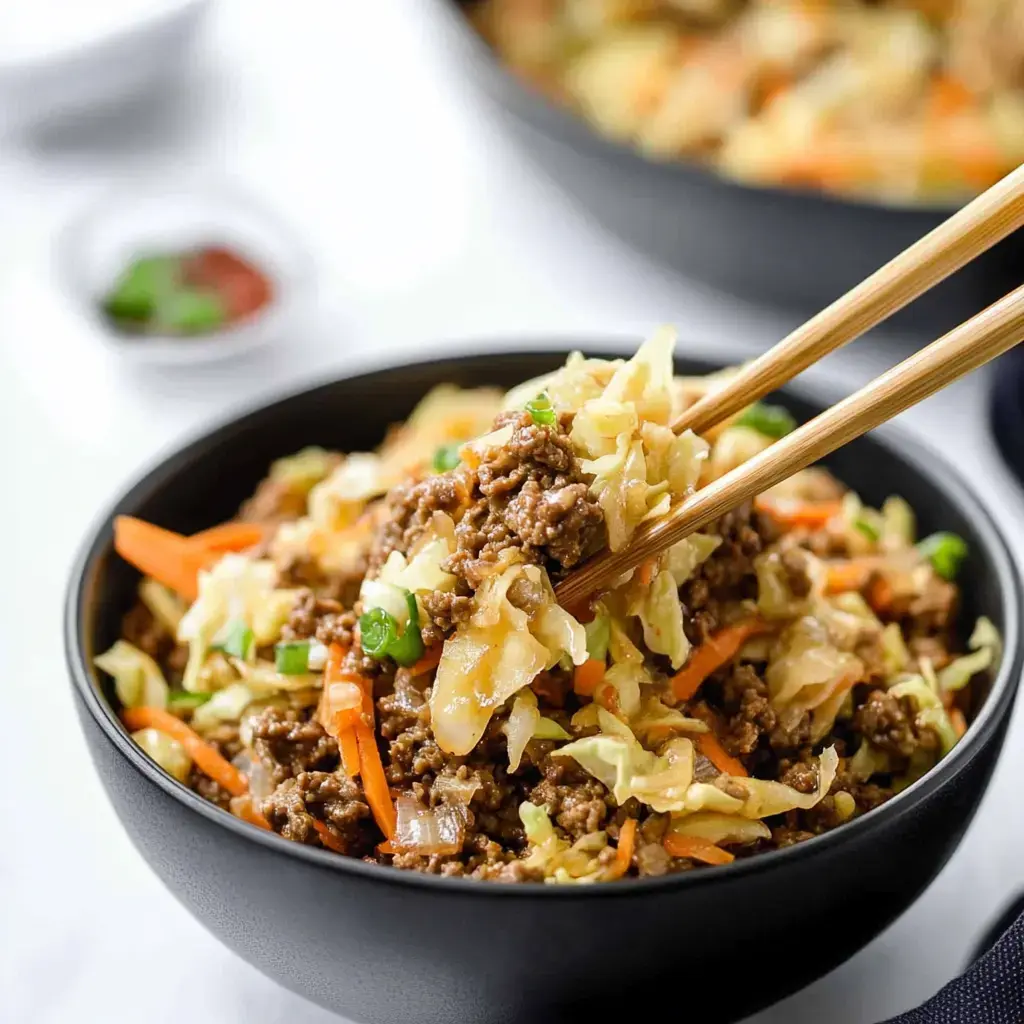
469,0,1024,203
97,331,1000,882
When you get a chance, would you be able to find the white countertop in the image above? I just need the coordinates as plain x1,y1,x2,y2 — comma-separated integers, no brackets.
2,2,1023,1022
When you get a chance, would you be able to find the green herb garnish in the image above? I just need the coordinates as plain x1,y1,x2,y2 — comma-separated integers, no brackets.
525,392,557,427
432,443,462,473
167,690,213,711
917,532,968,581
213,620,254,660
275,640,311,675
736,402,797,439
359,592,424,667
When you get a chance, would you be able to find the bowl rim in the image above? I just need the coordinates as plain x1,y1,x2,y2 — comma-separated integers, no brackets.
65,343,1024,897
52,177,318,365
434,0,969,219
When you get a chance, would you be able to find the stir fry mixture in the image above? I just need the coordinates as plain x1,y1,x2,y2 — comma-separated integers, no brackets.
97,331,999,883
470,0,1024,203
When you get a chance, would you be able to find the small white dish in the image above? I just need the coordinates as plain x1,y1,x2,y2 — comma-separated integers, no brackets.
56,180,316,366
0,0,211,130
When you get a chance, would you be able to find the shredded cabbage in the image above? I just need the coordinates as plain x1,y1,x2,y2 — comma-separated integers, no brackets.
938,617,1000,692
131,728,191,782
519,802,609,883
138,578,186,634
177,555,298,693
889,676,958,755
505,690,540,772
269,446,336,494
430,564,585,755
636,569,690,669
666,812,771,846
755,550,816,620
307,453,388,532
190,682,256,733
663,533,721,586
881,496,916,549
94,640,169,709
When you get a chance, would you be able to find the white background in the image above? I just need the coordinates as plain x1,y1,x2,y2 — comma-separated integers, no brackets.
1,2,1023,1022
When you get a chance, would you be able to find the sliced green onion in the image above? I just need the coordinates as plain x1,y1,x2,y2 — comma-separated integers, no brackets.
103,255,179,323
359,607,399,658
735,402,796,439
917,532,968,581
854,518,880,541
160,288,226,334
360,593,424,666
525,392,556,427
167,690,213,711
214,619,254,660
275,640,311,675
584,611,610,662
389,592,425,667
432,443,462,473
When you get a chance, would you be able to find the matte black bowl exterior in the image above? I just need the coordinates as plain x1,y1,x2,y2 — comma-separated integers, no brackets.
67,350,1022,1024
435,2,1024,334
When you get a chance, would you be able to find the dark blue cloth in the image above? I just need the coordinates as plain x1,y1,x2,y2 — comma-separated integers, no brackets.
883,909,1024,1023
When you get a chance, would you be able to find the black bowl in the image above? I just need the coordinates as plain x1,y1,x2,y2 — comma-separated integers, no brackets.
66,349,1022,1024
432,2,1024,334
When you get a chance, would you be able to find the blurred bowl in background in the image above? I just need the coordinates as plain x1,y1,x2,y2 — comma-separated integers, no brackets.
55,180,316,366
0,0,210,131
432,0,1024,335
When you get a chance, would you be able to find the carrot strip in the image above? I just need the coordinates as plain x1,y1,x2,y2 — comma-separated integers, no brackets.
637,558,657,588
928,74,974,120
670,620,766,703
338,728,361,777
866,575,894,614
355,723,396,841
597,683,621,717
950,708,968,740
114,516,210,601
664,833,735,865
409,644,443,677
188,521,267,552
754,498,842,530
313,819,347,853
696,731,749,778
606,818,637,880
121,706,248,797
573,658,606,698
825,560,875,595
230,796,271,830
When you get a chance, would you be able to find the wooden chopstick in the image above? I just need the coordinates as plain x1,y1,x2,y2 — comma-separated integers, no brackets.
556,283,1024,609
672,164,1024,436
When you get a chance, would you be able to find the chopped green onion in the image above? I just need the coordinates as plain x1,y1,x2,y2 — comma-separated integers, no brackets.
167,690,213,711
359,607,399,658
584,611,610,662
275,641,311,675
103,255,179,322
359,592,425,667
917,532,968,581
160,289,226,334
389,592,425,667
214,620,254,660
735,402,796,439
854,518,880,541
525,392,556,427
432,443,462,473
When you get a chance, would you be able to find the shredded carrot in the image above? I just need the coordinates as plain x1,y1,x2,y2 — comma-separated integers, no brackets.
188,521,267,552
573,658,606,698
825,560,875,595
606,818,637,880
596,682,621,717
355,723,396,841
754,498,843,530
230,796,271,830
409,644,443,677
950,708,968,739
114,516,212,601
338,728,361,777
637,558,657,588
927,74,974,120
696,731,749,778
866,575,894,614
670,619,766,703
664,833,735,865
122,706,248,796
313,819,347,853
377,840,395,855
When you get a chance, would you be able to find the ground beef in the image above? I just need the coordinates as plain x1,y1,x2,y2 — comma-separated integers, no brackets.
680,502,771,646
190,770,233,810
250,707,340,786
262,771,373,854
278,555,366,607
443,412,603,587
282,590,343,640
528,753,612,840
854,689,940,759
420,588,474,647
711,664,810,760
